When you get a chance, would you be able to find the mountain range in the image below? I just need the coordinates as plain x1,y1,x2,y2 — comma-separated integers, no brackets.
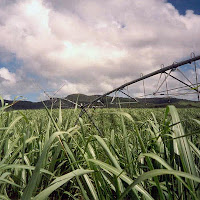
3,94,200,109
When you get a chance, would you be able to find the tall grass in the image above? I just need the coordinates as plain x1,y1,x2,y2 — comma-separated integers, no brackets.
0,98,199,199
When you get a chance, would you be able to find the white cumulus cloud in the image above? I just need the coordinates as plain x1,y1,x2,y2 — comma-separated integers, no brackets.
0,0,200,100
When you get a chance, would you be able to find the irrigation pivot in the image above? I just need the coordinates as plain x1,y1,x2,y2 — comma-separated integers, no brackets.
85,54,200,108
73,53,200,135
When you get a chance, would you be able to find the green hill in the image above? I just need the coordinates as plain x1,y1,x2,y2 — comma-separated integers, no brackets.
2,94,200,109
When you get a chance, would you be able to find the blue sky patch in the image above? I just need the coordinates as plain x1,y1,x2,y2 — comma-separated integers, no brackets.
168,0,200,15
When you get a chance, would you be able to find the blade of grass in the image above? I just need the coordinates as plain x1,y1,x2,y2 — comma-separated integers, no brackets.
119,169,200,200
33,169,93,200
88,159,154,200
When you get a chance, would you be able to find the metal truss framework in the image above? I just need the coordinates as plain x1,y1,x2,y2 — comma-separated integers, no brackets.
73,53,200,136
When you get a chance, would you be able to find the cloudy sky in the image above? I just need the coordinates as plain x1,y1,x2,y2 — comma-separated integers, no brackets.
0,0,200,101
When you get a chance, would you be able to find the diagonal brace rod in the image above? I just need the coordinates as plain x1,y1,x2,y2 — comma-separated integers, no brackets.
82,108,103,136
164,72,199,93
119,89,138,102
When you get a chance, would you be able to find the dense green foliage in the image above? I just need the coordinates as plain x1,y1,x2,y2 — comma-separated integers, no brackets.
0,98,200,199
